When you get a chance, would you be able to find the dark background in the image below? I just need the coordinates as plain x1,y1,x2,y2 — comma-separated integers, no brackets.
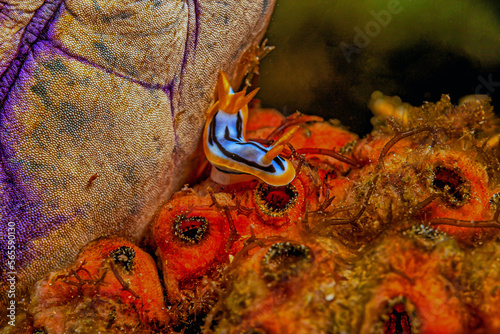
256,0,500,135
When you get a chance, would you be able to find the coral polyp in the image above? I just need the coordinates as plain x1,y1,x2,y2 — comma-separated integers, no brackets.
430,165,470,207
110,246,136,272
174,215,210,245
261,242,314,284
382,299,416,334
254,183,299,217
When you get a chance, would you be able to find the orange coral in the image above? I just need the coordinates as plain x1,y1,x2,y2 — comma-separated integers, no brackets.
360,235,470,333
152,191,232,301
152,182,305,301
29,237,168,333
222,177,306,230
416,150,498,244
211,238,334,333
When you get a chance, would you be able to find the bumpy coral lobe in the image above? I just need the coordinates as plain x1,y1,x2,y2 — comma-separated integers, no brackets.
418,150,496,243
461,241,500,332
29,237,168,333
152,178,307,299
215,228,500,333
152,191,232,300
358,235,470,333
214,238,333,334
221,177,306,231
352,230,500,333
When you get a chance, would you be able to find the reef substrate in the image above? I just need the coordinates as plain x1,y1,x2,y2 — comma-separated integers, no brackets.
22,95,500,334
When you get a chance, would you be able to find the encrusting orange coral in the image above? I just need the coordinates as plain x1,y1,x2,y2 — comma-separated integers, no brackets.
152,191,233,301
29,237,169,333
23,85,500,334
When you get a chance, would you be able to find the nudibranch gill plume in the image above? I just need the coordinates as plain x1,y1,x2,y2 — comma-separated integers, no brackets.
203,72,297,186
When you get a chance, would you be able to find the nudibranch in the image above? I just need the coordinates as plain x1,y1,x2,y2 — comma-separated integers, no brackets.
203,72,298,186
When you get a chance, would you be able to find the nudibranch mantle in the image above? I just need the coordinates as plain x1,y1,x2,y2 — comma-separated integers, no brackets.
203,72,297,186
